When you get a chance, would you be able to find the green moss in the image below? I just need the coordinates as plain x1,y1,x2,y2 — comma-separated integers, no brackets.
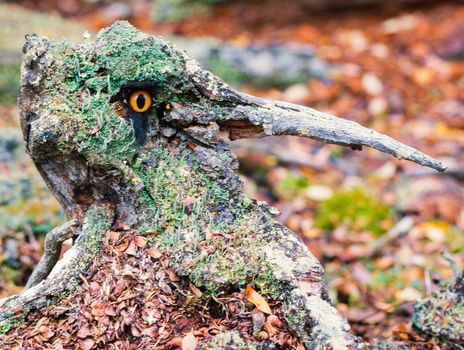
208,56,247,86
315,187,392,237
413,284,464,347
36,21,199,167
0,317,22,335
79,206,113,256
274,173,310,200
130,147,290,296
0,64,20,104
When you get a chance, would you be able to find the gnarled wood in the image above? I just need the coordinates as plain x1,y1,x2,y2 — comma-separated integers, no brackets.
0,21,445,349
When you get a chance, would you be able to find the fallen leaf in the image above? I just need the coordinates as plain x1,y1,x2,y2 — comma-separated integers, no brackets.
116,238,130,252
134,235,148,248
113,278,126,295
167,336,183,347
189,282,203,298
166,268,180,281
267,314,283,328
91,302,105,317
108,230,120,243
146,248,162,259
245,285,272,314
78,338,95,350
143,326,158,337
125,240,137,256
77,324,92,338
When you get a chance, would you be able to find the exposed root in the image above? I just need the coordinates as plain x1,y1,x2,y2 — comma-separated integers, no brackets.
0,205,113,326
25,220,80,290
284,285,354,350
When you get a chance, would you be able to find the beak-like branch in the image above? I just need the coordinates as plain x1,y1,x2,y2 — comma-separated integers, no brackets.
220,94,446,172
185,62,445,172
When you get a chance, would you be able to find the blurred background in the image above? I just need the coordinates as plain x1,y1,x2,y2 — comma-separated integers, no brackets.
0,0,463,345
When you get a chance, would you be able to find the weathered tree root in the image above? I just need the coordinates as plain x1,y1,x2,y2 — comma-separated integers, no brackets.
25,220,80,289
0,205,113,326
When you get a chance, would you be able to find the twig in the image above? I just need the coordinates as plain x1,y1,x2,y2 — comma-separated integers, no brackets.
25,220,80,290
365,216,415,258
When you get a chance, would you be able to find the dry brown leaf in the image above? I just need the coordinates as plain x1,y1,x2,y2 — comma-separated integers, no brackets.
125,241,138,256
166,268,180,281
245,285,272,314
78,338,95,350
167,336,183,347
104,305,117,317
189,282,203,298
146,248,162,259
134,236,148,248
113,278,126,295
108,230,120,243
263,321,277,337
161,256,170,268
77,324,92,338
131,325,141,337
143,326,159,337
267,314,283,328
116,238,130,252
91,302,106,317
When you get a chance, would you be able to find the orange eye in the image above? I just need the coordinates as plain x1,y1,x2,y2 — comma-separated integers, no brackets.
129,90,151,113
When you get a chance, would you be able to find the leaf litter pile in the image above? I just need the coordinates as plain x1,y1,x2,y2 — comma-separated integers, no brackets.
1,229,302,349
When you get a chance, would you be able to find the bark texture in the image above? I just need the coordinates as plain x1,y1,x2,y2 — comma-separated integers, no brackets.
0,21,444,349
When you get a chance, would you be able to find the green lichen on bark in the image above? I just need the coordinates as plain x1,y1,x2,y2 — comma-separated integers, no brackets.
200,331,258,350
78,206,113,256
22,21,199,168
124,143,321,301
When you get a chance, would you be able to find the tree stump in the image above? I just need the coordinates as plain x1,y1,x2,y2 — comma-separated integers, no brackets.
0,21,444,349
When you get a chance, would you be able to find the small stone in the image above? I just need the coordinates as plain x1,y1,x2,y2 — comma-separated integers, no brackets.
368,97,388,116
252,311,266,335
305,184,333,201
282,84,310,104
362,73,383,96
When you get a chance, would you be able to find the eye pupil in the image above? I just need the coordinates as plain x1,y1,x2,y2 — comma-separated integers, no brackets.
136,94,145,109
129,90,151,113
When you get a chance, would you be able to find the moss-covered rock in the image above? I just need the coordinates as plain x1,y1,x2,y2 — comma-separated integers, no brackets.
413,272,464,348
200,331,258,350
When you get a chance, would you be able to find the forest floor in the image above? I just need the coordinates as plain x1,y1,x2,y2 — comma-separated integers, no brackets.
0,0,463,348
